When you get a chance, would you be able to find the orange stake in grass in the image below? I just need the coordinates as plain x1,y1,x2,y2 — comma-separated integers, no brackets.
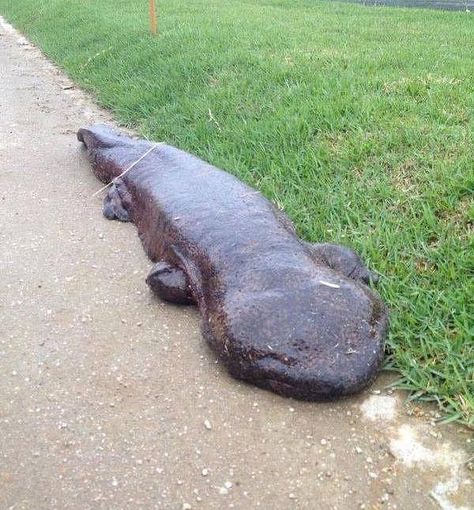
149,0,157,35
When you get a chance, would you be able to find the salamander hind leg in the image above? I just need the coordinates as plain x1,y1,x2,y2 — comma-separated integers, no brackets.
306,242,379,284
102,183,130,222
146,262,195,305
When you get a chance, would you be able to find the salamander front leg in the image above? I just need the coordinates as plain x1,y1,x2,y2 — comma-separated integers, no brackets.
305,242,379,284
146,262,195,305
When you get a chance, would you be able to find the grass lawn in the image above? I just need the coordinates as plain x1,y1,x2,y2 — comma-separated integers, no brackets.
1,0,472,425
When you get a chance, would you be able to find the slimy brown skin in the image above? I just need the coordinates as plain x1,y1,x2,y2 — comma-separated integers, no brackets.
78,124,389,400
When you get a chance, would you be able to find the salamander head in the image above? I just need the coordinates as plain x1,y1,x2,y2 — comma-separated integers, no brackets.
205,271,388,401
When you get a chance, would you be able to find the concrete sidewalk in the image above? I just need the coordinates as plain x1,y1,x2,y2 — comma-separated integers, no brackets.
340,0,474,11
0,17,472,510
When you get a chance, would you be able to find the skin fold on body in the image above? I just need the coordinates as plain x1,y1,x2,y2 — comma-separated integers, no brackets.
78,124,389,400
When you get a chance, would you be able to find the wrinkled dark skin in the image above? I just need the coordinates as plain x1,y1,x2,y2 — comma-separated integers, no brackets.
78,124,389,400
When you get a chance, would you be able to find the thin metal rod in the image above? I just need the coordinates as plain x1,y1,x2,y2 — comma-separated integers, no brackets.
149,0,157,35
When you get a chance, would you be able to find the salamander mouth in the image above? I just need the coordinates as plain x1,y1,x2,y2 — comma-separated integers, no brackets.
244,362,380,401
257,371,377,401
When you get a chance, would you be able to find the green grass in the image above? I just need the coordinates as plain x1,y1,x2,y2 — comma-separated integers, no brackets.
1,0,472,425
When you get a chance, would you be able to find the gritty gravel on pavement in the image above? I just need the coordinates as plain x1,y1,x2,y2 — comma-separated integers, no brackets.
0,16,472,510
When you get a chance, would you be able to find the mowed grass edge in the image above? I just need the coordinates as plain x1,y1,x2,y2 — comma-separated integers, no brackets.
1,0,472,425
